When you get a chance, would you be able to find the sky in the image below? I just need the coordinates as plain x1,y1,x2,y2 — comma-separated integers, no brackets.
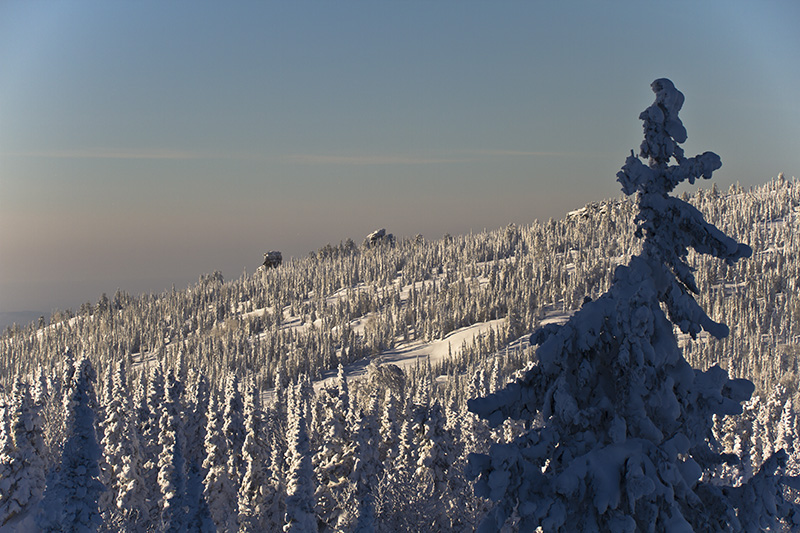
1,1,799,317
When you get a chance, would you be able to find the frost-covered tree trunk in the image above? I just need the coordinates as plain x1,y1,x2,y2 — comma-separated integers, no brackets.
38,358,105,532
468,79,799,532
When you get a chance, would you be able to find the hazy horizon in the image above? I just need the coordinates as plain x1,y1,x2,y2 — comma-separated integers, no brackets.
2,1,799,317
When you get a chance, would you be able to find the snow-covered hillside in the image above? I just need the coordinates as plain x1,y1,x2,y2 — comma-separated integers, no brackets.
2,126,800,529
4,175,799,395
2,175,799,531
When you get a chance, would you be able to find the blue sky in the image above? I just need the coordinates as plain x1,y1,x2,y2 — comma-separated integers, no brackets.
1,1,799,315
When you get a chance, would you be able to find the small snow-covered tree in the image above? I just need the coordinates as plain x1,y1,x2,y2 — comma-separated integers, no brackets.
776,396,796,459
263,430,287,532
157,368,188,532
379,389,400,469
184,370,210,469
313,366,356,532
183,370,214,532
414,398,456,530
99,362,147,529
202,392,238,532
237,378,268,532
347,394,381,533
463,369,491,457
489,356,503,395
222,373,245,488
139,364,165,520
374,393,426,531
312,385,352,532
468,79,799,531
335,363,350,414
38,357,105,532
396,402,416,481
0,384,10,453
283,382,317,533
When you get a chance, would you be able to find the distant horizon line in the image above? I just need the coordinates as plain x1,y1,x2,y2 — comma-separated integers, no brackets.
2,175,791,321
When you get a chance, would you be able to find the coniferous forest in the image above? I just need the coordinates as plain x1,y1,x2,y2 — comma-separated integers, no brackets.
2,80,800,531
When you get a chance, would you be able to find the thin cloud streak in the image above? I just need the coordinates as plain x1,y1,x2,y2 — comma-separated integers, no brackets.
282,149,599,166
3,148,222,160
3,148,606,164
470,149,604,158
283,153,466,165
5,149,464,165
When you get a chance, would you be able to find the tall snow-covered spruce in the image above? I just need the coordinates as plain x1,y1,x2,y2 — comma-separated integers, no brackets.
0,378,46,526
468,79,799,531
37,358,105,532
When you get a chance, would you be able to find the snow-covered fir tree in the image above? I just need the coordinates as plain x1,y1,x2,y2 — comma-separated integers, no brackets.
222,373,245,492
139,364,165,522
313,365,355,532
202,392,238,532
0,378,46,526
348,394,381,532
183,369,214,532
157,368,188,532
378,389,400,470
263,429,288,532
0,384,8,468
184,369,210,470
468,79,799,531
237,377,269,532
98,362,147,530
283,379,317,532
312,387,350,531
38,357,105,532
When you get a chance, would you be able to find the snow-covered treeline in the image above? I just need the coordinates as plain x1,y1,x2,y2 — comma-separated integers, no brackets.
681,175,800,395
3,176,800,398
2,350,798,531
0,351,508,530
